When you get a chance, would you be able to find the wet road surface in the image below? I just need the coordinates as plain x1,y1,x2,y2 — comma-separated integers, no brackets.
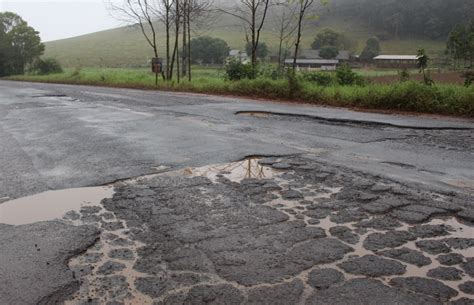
0,81,473,304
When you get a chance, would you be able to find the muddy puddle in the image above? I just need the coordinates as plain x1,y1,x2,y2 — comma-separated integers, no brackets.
189,157,281,183
0,186,114,225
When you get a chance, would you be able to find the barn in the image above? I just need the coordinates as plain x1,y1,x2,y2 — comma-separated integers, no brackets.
373,55,419,69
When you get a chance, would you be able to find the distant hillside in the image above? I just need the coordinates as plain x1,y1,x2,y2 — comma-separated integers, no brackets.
44,9,449,68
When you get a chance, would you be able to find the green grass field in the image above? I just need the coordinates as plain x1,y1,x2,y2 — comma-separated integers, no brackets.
7,67,473,117
43,14,447,68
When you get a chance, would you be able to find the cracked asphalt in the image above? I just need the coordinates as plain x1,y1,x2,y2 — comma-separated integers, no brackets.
0,80,473,305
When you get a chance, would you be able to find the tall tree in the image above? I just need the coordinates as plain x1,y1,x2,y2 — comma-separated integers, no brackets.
219,0,271,71
272,2,297,69
108,0,163,84
360,37,380,61
0,12,44,76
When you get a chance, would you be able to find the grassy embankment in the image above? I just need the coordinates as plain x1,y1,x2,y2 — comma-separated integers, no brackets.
7,67,474,117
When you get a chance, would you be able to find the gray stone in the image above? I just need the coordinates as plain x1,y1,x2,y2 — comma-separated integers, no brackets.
307,268,344,289
337,255,406,277
380,247,432,267
363,231,415,251
246,279,304,305
102,221,125,231
409,224,452,238
329,226,359,244
109,248,134,261
305,278,441,305
437,254,465,266
416,240,451,255
80,206,102,215
356,217,402,230
427,267,464,281
97,261,127,275
442,238,474,250
185,284,244,305
330,209,368,224
461,258,474,277
389,277,458,301
450,298,474,305
272,163,292,170
459,281,474,295
281,189,303,200
458,209,474,223
63,210,81,221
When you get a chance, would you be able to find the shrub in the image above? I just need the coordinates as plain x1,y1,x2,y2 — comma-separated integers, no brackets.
302,72,334,86
30,58,63,75
336,65,365,86
400,69,410,82
224,59,255,81
463,70,474,87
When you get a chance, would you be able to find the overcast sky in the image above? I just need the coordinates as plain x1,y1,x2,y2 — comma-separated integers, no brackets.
1,0,122,42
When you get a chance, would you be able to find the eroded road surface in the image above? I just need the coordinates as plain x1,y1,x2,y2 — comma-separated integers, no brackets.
0,81,473,305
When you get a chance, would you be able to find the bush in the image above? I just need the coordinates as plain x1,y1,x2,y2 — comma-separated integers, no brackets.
30,58,63,75
463,70,474,87
302,72,334,86
224,59,255,81
336,65,365,86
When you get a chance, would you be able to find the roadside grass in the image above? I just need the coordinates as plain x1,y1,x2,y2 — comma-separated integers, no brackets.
6,68,474,117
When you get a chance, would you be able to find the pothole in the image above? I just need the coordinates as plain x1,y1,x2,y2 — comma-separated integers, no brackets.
0,186,114,225
187,157,282,183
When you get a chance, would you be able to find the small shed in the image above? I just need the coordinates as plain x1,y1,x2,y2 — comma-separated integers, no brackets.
284,59,339,70
373,55,419,69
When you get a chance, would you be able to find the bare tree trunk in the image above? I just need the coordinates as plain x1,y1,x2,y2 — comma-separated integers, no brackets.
170,0,180,81
181,0,187,79
187,10,192,82
293,0,314,71
166,2,171,80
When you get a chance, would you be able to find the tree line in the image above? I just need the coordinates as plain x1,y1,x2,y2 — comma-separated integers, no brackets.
327,0,474,40
0,12,45,77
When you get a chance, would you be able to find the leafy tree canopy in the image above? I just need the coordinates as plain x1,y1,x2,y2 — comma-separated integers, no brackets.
190,36,230,64
446,19,474,66
360,37,381,60
311,29,354,51
245,42,268,59
319,46,339,59
0,12,44,76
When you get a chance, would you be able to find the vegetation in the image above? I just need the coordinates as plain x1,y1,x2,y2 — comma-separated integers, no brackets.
330,0,474,39
311,28,353,51
190,36,230,64
7,68,473,117
446,19,474,68
319,46,339,59
0,12,44,76
245,42,269,60
417,49,433,86
360,37,381,61
30,58,63,75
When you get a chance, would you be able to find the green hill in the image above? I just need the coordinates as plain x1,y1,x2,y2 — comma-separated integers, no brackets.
44,13,447,68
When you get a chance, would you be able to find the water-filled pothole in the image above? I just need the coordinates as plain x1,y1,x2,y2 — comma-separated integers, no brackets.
0,186,114,225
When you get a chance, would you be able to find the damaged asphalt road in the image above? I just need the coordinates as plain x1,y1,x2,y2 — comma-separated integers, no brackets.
0,81,473,304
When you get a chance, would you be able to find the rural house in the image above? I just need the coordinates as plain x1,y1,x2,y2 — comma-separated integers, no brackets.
284,49,350,70
373,55,419,68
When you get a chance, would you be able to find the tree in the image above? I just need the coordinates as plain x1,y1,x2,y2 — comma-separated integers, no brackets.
0,12,44,76
311,28,353,50
290,0,328,71
219,0,271,70
180,0,212,81
360,37,381,61
108,0,163,84
272,2,297,69
319,46,339,59
190,36,230,64
245,41,268,59
446,20,474,68
417,49,433,86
